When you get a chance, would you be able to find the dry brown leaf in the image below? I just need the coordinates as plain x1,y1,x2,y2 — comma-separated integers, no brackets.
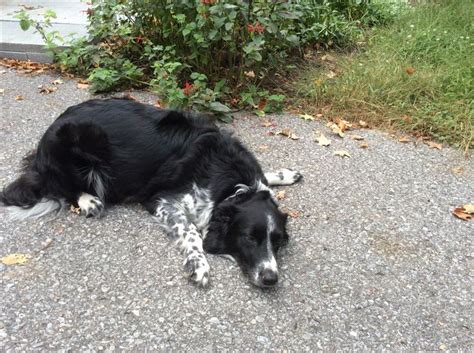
15,95,24,101
1,253,29,265
259,144,269,152
351,135,364,141
405,67,415,76
453,206,472,221
336,118,352,132
70,205,81,215
261,119,274,128
154,100,162,108
51,79,64,85
359,120,368,128
425,141,443,150
276,190,286,200
451,166,464,174
359,143,369,149
398,136,411,143
327,122,344,138
38,85,57,94
276,128,300,140
334,150,351,158
282,208,301,218
314,131,331,146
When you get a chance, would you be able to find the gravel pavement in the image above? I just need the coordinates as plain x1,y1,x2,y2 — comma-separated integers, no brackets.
1,70,473,351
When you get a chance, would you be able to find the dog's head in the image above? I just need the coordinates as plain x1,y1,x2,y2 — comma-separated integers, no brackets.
204,185,289,288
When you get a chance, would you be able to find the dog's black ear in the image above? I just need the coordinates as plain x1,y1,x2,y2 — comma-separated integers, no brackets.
203,203,237,254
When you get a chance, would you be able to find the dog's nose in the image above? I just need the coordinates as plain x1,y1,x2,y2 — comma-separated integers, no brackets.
259,269,278,286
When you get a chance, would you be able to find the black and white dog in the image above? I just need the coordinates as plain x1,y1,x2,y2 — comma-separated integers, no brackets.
1,97,302,288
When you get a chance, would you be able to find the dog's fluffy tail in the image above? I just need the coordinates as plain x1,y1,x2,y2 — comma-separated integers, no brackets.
0,170,63,220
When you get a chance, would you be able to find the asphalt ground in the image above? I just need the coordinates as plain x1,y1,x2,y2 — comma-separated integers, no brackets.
1,70,473,351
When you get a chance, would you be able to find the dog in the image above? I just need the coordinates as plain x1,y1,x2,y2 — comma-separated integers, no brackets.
0,97,302,288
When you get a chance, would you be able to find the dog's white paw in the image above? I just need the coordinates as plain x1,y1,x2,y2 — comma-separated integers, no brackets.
276,169,303,185
183,252,210,288
78,193,104,218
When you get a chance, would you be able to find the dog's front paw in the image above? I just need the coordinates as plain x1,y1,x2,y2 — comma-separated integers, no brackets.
78,193,104,218
278,168,303,185
184,252,210,288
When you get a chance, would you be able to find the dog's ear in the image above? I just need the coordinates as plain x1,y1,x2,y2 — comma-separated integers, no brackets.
203,203,237,254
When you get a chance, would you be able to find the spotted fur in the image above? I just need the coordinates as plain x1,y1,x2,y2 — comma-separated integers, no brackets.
1,98,302,288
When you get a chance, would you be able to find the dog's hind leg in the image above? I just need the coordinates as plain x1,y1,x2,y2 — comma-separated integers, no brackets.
153,199,210,287
264,168,303,186
77,192,104,218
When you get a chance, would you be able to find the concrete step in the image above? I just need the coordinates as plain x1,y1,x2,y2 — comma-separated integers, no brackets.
0,0,88,62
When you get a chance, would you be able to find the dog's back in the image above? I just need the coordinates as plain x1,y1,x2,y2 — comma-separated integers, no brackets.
0,98,221,216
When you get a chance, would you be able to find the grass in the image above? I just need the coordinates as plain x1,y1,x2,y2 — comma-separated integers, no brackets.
290,0,473,151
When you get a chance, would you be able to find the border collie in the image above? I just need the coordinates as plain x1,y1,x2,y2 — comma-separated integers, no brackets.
0,97,302,288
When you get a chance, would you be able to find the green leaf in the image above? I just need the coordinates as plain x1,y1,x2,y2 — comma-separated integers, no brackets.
20,19,30,31
210,101,231,113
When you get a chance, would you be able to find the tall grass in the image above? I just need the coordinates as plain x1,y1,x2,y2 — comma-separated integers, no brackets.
296,0,473,150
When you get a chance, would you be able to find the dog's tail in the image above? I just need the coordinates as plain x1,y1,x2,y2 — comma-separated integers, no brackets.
0,162,63,220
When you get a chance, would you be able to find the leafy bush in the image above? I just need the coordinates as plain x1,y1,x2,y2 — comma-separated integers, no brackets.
17,0,391,121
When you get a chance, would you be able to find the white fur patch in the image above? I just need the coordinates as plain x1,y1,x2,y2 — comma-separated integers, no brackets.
265,169,302,186
6,198,63,220
78,193,104,217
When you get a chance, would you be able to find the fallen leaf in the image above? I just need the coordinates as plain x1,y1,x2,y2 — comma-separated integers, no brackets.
51,79,63,85
451,166,464,174
154,99,162,108
453,206,473,221
359,120,368,128
76,79,89,90
398,136,411,143
351,135,364,141
336,118,352,132
299,113,315,121
244,70,255,78
327,122,344,138
259,145,269,152
321,54,335,62
15,95,24,101
277,128,300,140
359,143,369,148
257,98,267,111
314,131,331,146
405,67,415,76
401,115,412,123
70,205,81,215
424,141,443,150
282,208,301,218
261,119,274,128
276,190,286,200
38,85,57,94
0,58,54,75
463,204,474,214
334,150,351,158
1,253,29,265
326,70,336,79
125,94,138,101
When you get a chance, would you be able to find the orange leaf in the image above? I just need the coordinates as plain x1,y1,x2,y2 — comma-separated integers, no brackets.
15,95,24,101
405,67,415,75
453,207,472,221
398,136,411,143
276,190,286,200
276,128,300,140
424,141,443,150
351,135,364,141
359,143,369,148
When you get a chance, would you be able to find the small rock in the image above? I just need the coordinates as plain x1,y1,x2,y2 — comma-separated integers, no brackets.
257,336,269,344
208,317,219,325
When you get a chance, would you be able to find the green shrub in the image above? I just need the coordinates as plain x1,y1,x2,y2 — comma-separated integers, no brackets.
17,0,391,121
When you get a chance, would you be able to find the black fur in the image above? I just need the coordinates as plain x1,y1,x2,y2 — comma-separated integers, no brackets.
1,97,290,287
